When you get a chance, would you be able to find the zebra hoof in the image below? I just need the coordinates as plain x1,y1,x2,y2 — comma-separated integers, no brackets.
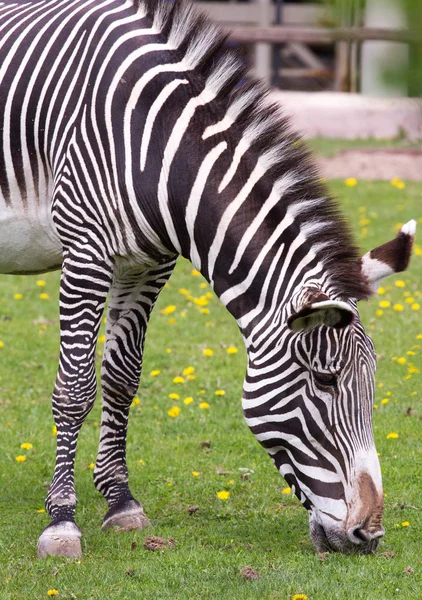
37,522,82,558
102,500,151,532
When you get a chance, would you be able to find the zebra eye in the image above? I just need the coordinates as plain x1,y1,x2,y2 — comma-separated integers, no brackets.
313,371,338,388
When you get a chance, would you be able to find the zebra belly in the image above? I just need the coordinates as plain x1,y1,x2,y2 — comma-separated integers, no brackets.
0,209,62,275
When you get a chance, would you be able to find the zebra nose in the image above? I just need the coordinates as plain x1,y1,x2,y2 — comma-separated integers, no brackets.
348,524,385,545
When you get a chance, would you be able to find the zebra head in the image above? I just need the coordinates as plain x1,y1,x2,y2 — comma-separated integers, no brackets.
243,221,416,554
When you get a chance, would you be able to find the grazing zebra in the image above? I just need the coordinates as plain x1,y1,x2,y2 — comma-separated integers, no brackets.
0,0,415,558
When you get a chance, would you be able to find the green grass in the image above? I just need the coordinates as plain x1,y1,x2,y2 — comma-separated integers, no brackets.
307,137,422,157
0,179,421,599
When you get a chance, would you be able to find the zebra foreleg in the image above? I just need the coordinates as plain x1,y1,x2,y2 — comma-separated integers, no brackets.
37,253,113,558
93,261,176,532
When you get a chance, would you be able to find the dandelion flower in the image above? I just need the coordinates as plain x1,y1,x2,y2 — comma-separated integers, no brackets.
411,303,420,311
88,463,95,469
150,369,160,377
20,443,33,450
397,357,407,365
292,595,308,600
401,521,410,527
168,318,176,325
52,425,57,436
216,490,230,500
192,471,200,477
47,590,58,597
182,366,195,376
282,487,291,494
161,305,176,316
215,390,225,396
14,293,23,300
15,455,26,462
377,287,385,295
178,288,189,295
36,280,46,287
173,376,185,384
187,374,196,380
386,432,399,439
191,269,201,277
376,310,383,317
344,178,357,187
37,508,46,513
199,402,210,410
169,393,180,400
184,397,194,405
40,293,49,300
395,280,405,288
168,406,181,418
393,304,404,312
0,341,3,348
381,398,389,405
226,346,238,354
166,348,172,353
379,300,390,308
203,348,213,357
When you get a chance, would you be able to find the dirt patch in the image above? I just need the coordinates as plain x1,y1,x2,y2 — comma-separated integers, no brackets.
240,566,260,581
318,148,422,181
143,536,176,551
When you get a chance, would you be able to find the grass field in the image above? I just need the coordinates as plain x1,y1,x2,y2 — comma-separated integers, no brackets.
0,177,421,599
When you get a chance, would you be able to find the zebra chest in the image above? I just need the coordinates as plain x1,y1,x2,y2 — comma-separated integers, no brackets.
0,207,62,275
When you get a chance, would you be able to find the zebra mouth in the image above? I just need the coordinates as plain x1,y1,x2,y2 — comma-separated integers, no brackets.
310,520,380,555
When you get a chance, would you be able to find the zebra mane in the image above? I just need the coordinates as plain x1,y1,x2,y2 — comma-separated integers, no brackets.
137,0,372,301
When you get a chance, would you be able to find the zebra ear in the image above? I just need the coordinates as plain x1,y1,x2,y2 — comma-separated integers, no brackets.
287,291,354,332
361,220,416,291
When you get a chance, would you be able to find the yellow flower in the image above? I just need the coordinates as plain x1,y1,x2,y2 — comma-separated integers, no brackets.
395,280,405,288
161,305,176,316
391,177,405,189
52,425,57,436
379,300,390,308
386,432,399,439
182,366,195,376
166,348,172,353
47,590,58,597
401,521,410,527
0,341,3,348
376,310,383,317
14,293,23,300
344,178,357,187
393,304,404,312
397,357,407,365
405,297,415,304
203,348,213,357
168,406,181,418
216,490,230,500
381,398,389,405
192,471,200,477
138,459,144,464
200,282,208,289
194,296,208,307
169,393,180,400
150,369,161,377
183,397,194,405
187,374,196,380
417,334,422,340
411,303,420,311
199,402,210,410
215,390,225,396
292,595,308,600
226,346,238,354
173,376,185,384
88,463,95,469
131,397,140,407
178,288,189,295
408,364,420,374
200,308,210,315
37,508,46,513
191,269,201,277
36,280,46,287
98,335,106,343
227,479,235,485
168,318,176,325
40,293,49,300
15,455,26,462
377,286,385,295
20,443,33,450
282,487,291,494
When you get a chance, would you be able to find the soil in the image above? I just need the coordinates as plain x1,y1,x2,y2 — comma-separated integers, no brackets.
317,148,422,181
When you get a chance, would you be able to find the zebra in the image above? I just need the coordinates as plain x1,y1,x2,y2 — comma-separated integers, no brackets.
0,0,415,559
